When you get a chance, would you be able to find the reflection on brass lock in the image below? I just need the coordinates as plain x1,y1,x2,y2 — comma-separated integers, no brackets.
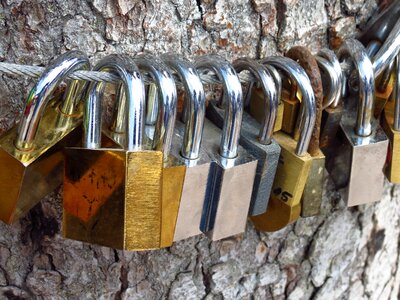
251,56,315,232
0,51,89,224
196,55,257,241
63,55,164,251
326,39,388,206
382,55,400,183
209,57,281,216
287,46,325,217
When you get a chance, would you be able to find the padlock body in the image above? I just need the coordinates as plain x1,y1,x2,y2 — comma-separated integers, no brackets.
63,147,163,250
250,132,312,232
200,119,257,241
320,103,343,159
381,106,400,183
326,110,388,206
301,149,325,217
248,86,283,133
161,155,186,247
280,90,300,135
238,113,281,216
171,122,213,242
0,98,82,224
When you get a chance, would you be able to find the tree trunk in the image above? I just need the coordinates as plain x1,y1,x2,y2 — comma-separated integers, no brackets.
0,0,399,299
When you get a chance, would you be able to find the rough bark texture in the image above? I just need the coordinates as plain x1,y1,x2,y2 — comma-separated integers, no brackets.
0,0,398,299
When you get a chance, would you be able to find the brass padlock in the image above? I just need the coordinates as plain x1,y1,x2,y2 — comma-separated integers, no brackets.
247,65,284,133
0,51,89,224
326,39,389,206
317,49,344,160
286,46,325,217
374,59,395,117
160,54,213,242
133,55,186,248
63,54,164,251
207,57,281,216
195,55,258,241
382,55,400,183
250,56,316,232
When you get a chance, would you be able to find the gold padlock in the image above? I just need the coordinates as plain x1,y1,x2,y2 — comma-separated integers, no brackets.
134,55,186,248
63,54,165,250
248,65,284,133
250,56,315,232
374,60,396,117
286,46,325,217
382,55,400,183
0,51,89,224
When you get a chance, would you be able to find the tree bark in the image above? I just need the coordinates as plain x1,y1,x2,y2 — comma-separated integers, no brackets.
0,0,399,299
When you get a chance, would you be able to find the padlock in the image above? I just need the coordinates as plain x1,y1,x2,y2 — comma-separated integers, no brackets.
63,54,164,250
286,46,325,217
317,49,344,160
250,56,316,232
195,55,258,241
160,54,213,242
374,58,396,117
247,65,284,133
382,54,400,183
326,39,389,206
133,54,186,248
205,57,281,216
0,51,89,224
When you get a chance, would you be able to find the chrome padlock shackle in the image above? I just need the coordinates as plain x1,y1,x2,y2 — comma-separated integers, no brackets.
337,39,375,137
195,55,243,159
260,56,316,156
161,54,206,160
83,54,145,150
134,54,177,158
233,57,278,145
317,48,343,109
373,18,400,77
16,51,90,150
358,0,400,49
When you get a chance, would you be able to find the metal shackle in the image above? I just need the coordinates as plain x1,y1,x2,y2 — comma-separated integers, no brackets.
317,48,343,109
233,57,278,145
358,0,400,48
195,55,243,159
372,18,400,78
134,54,177,158
15,51,90,150
83,54,145,151
263,65,282,102
260,56,316,156
161,54,206,160
337,39,375,137
394,55,400,131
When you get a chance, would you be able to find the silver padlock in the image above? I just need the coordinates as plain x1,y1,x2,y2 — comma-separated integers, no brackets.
195,55,258,241
327,39,389,206
161,54,215,242
206,57,281,216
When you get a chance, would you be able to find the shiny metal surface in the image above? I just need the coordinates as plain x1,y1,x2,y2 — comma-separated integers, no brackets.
394,55,400,131
195,55,243,159
199,119,257,240
317,48,343,108
233,58,278,145
260,56,316,156
16,51,89,150
162,54,206,159
134,54,177,158
358,0,400,48
110,83,127,134
372,18,400,78
337,39,375,137
83,54,145,151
